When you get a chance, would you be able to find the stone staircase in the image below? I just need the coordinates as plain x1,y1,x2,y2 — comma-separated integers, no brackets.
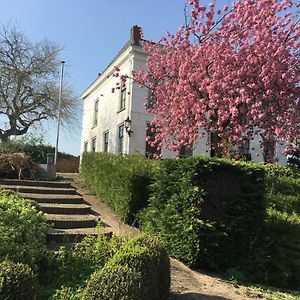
0,179,113,244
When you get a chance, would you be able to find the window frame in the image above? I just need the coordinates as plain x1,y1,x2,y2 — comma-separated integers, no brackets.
119,86,126,112
93,99,99,127
103,131,109,153
91,137,97,152
118,123,125,154
83,141,88,152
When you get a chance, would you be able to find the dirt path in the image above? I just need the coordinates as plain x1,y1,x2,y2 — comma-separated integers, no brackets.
61,173,298,300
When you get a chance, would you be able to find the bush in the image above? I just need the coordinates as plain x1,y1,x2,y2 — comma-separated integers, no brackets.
81,152,157,223
0,260,37,300
0,137,54,164
141,157,266,272
0,136,77,164
43,234,119,288
84,264,143,300
0,190,48,269
0,153,34,179
263,208,300,288
84,234,170,300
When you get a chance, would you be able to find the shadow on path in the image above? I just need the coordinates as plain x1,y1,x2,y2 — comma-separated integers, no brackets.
170,292,229,300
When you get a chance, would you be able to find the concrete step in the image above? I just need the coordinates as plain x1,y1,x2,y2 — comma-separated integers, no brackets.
0,179,70,189
46,214,98,229
47,227,113,243
38,203,91,215
0,185,77,195
21,193,84,204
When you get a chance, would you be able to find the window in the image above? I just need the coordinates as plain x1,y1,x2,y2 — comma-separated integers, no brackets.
209,132,219,157
103,131,109,152
84,141,88,152
119,87,126,111
92,137,96,152
179,145,193,158
118,124,124,154
147,77,157,109
147,88,155,109
93,100,99,126
238,139,251,161
145,122,161,158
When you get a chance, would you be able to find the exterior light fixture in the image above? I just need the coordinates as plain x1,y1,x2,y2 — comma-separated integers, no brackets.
124,116,133,136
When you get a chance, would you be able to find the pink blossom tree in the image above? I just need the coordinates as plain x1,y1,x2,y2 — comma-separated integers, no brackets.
126,0,300,160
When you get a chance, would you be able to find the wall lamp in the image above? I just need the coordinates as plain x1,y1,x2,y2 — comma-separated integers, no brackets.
124,116,133,136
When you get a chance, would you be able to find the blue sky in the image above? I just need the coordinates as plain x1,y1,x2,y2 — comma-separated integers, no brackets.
0,0,231,155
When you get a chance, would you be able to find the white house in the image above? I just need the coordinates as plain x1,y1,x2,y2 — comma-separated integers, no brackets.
80,25,287,164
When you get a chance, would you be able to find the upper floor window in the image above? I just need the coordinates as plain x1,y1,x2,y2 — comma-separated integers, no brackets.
147,77,156,109
103,131,109,153
92,137,96,152
119,87,126,111
93,100,99,126
118,124,124,154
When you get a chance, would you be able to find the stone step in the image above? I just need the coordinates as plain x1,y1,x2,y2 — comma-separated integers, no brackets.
38,203,91,215
0,179,70,189
46,214,98,229
47,227,113,243
21,193,84,204
0,185,77,195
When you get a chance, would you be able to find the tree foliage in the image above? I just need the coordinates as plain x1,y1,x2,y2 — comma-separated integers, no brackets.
0,25,78,141
128,0,300,157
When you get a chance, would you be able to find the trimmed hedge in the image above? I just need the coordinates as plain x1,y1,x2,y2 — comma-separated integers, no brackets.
83,234,170,300
0,139,76,164
140,158,300,289
141,157,266,271
84,264,142,300
81,152,157,223
0,260,37,300
261,164,300,288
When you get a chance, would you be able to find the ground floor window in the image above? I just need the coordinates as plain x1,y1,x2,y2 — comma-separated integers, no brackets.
103,131,109,152
145,122,161,158
84,141,88,152
91,137,96,152
118,124,124,154
179,145,193,158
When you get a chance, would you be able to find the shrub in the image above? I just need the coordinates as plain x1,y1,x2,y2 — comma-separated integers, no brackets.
0,190,48,269
141,157,266,272
0,260,37,300
51,285,84,300
0,138,54,164
0,137,77,164
81,152,157,223
0,153,34,179
43,234,119,286
83,234,170,300
263,208,300,289
84,264,143,300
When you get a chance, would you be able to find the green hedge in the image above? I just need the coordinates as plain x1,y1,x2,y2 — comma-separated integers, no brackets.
83,233,170,300
0,260,38,300
141,157,266,272
0,190,48,269
81,153,157,223
0,139,76,163
261,164,300,288
140,158,300,289
84,264,142,300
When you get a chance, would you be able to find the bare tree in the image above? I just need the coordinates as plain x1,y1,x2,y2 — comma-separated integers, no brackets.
0,25,78,141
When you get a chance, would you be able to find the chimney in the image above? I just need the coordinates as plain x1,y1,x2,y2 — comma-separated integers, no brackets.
130,25,142,46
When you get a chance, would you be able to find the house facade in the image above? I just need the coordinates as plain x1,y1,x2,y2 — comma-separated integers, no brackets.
80,25,287,164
